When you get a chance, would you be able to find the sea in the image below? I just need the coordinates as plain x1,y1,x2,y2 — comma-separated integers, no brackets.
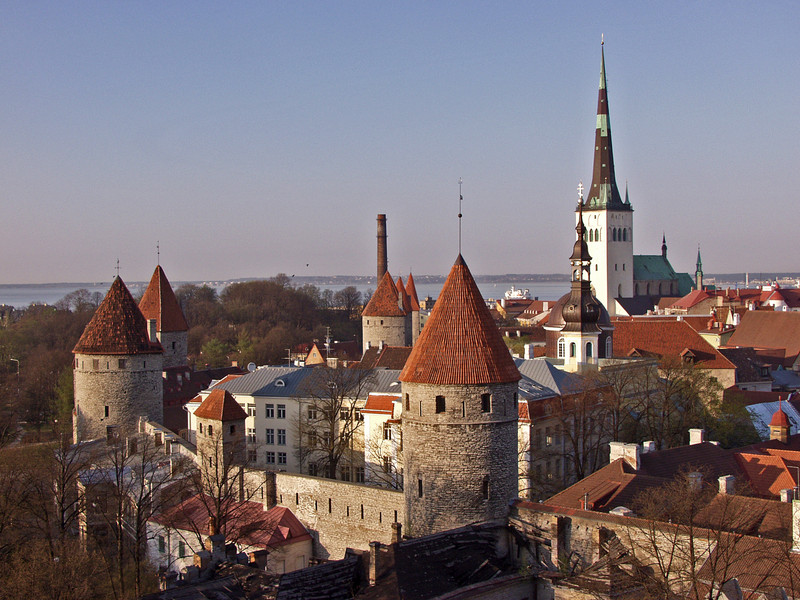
0,280,571,309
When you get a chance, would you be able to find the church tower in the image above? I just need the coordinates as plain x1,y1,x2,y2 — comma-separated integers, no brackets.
73,277,163,442
399,255,521,537
695,247,704,291
138,265,189,369
581,42,633,315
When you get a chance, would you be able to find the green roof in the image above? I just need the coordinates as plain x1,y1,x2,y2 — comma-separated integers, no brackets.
676,273,695,296
633,255,678,281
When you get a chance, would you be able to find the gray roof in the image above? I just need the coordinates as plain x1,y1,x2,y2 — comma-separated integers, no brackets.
211,366,402,398
513,358,581,400
746,400,800,439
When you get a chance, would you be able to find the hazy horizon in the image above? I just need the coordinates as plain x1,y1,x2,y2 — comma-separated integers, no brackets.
3,3,798,284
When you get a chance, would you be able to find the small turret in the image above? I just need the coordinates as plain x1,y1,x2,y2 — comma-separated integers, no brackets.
770,396,790,444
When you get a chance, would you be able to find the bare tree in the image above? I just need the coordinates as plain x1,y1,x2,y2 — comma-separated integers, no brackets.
294,366,374,479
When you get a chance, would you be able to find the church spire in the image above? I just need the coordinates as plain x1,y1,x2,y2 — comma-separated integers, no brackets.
586,41,627,211
696,246,704,291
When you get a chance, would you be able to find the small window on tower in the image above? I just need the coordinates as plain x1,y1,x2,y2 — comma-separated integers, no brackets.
104,406,109,418
482,476,489,500
481,393,491,413
418,477,423,498
92,359,100,370
118,359,126,369
435,395,445,413
230,425,236,435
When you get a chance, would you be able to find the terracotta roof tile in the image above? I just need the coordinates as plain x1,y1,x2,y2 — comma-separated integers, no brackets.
362,272,405,317
151,493,310,549
358,345,413,370
734,452,800,497
362,393,398,415
194,388,248,421
405,273,420,311
611,319,736,370
400,255,520,385
396,276,412,313
73,277,163,355
138,265,189,332
727,311,800,366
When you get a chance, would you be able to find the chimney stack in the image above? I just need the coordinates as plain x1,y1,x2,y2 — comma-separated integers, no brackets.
377,214,388,282
718,475,735,495
369,541,381,586
689,428,706,445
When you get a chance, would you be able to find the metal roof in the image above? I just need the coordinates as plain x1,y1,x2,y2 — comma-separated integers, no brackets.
513,358,580,400
746,400,800,439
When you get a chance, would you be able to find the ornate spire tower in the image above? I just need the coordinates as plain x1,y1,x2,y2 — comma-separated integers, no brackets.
695,246,704,291
581,40,634,315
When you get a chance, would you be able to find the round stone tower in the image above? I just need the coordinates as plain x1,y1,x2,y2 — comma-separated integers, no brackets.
73,276,163,442
399,254,521,537
138,265,189,369
362,271,409,354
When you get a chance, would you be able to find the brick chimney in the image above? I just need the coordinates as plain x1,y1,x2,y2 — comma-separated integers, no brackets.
377,214,387,282
689,428,706,445
609,442,640,470
368,541,381,586
718,475,735,495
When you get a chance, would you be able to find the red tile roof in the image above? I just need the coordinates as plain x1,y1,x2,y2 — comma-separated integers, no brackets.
405,274,420,311
151,494,311,550
771,407,790,428
362,272,405,317
734,452,800,497
73,277,163,355
611,319,736,370
669,289,713,310
358,345,412,370
727,310,800,366
362,394,398,415
138,265,189,332
396,276,412,313
400,255,520,385
195,388,248,421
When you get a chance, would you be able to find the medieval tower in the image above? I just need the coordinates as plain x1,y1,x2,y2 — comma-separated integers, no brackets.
581,43,634,315
361,215,420,353
399,254,521,537
72,276,163,442
138,265,189,369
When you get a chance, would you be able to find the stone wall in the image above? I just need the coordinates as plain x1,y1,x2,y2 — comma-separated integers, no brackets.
273,472,405,560
402,381,519,537
362,314,407,354
74,352,163,442
158,330,188,369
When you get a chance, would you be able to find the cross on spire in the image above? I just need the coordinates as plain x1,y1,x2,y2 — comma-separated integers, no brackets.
577,181,584,201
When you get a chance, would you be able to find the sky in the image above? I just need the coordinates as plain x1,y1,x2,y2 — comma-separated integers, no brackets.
2,2,798,284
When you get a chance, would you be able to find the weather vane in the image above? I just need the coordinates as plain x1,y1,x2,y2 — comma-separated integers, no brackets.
458,177,463,254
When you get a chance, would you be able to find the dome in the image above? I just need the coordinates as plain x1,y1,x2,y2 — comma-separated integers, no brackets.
546,292,611,330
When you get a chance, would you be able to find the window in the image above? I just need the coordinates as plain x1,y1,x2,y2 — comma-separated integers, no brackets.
534,429,542,450
266,451,276,464
481,393,491,413
208,456,214,468
199,423,203,434
248,404,256,417
417,477,423,498
554,424,561,446
355,409,363,421
383,456,393,474
545,427,553,446
229,424,236,435
277,405,286,419
277,429,286,445
265,428,274,444
92,359,100,370
514,392,518,407
247,449,257,463
356,466,365,483
307,406,317,420
207,424,213,436
118,359,126,369
308,463,318,477
104,405,109,418
383,422,392,440
482,477,489,500
172,341,176,350
158,535,166,553
277,452,287,465
461,401,466,417
405,394,410,411
557,338,565,359
307,431,318,448
586,341,593,358
341,466,352,481
435,395,445,413
178,541,186,558
570,343,576,358
340,410,349,421
247,428,256,443
266,404,274,418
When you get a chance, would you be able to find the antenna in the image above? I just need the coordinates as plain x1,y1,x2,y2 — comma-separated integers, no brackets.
458,177,463,254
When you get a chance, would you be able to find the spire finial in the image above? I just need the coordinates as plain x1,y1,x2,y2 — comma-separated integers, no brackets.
577,180,584,202
458,177,463,255
601,33,604,46
157,241,160,266
115,258,120,278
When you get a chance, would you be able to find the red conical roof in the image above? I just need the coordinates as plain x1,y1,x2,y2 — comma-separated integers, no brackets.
396,276,412,313
400,255,520,385
73,277,163,355
139,265,189,332
362,271,405,317
406,273,420,311
195,388,248,421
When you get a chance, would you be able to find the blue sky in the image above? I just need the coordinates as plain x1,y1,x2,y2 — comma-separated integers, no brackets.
2,2,798,283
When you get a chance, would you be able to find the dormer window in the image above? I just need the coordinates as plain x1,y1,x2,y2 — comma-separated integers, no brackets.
275,379,285,387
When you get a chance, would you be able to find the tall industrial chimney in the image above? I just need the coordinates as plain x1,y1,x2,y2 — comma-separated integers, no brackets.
377,214,387,281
